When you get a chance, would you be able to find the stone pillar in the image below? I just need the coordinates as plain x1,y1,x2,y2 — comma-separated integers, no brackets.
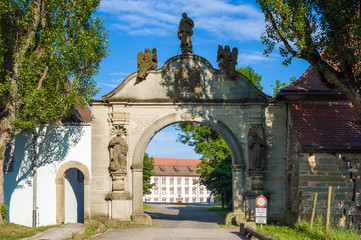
84,179,90,221
55,178,65,224
131,164,152,225
225,163,246,225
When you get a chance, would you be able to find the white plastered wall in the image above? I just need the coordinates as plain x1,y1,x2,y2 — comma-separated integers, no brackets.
4,123,91,227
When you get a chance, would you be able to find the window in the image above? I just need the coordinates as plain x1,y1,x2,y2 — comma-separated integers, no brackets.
162,187,166,195
162,178,166,185
170,178,174,185
162,197,167,202
177,178,181,185
200,197,204,202
192,197,197,203
177,187,181,194
192,187,196,195
154,197,159,202
185,197,189,203
185,178,189,185
192,178,197,185
145,197,151,202
170,197,174,203
170,187,174,195
154,187,158,195
200,187,204,194
154,178,158,186
185,187,189,195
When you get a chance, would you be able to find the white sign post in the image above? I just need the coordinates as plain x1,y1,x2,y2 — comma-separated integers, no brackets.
255,195,267,227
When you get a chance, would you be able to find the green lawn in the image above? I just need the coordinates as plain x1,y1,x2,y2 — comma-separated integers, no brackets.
143,204,154,209
209,204,231,219
0,222,56,240
257,219,361,240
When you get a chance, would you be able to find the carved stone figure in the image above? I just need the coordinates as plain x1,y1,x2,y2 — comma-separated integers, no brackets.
217,45,238,78
109,129,128,172
137,47,157,80
178,13,194,55
248,126,265,170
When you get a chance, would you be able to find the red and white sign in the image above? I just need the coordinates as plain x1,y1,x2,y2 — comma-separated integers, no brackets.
256,195,267,208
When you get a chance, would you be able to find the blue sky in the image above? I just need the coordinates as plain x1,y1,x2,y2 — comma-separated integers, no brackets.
93,0,310,159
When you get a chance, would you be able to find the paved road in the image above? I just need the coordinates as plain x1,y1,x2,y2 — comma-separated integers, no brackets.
94,203,248,240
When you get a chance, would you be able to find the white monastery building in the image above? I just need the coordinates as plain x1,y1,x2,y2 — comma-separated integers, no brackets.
143,158,214,203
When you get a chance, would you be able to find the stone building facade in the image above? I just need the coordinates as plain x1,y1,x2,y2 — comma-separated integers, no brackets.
277,66,361,217
143,158,214,203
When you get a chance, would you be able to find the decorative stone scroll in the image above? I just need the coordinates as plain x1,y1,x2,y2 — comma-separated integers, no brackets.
217,45,238,78
248,125,265,171
137,47,157,81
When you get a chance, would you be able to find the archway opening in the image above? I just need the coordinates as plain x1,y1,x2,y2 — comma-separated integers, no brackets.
64,168,85,223
141,122,233,225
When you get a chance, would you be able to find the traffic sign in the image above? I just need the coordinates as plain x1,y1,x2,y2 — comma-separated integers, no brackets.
256,195,267,208
256,216,267,224
256,207,267,217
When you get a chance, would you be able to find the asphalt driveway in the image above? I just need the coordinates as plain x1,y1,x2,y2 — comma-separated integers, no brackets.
94,203,248,240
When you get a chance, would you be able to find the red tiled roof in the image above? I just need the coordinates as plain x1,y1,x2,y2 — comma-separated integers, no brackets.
282,66,330,92
73,107,91,122
152,158,201,176
289,103,361,147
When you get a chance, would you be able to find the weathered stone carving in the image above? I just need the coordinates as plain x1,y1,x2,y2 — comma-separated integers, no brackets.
248,125,265,171
178,13,194,55
217,45,238,78
137,47,157,80
175,66,201,94
109,127,128,172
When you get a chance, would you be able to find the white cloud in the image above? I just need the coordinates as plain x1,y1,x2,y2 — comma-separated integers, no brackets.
237,51,273,64
98,82,118,88
109,71,130,76
99,0,265,41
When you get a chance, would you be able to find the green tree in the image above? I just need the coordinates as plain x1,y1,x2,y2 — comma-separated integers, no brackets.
0,0,109,221
143,152,155,195
202,155,232,210
236,66,263,91
271,76,297,97
175,123,231,208
257,0,361,118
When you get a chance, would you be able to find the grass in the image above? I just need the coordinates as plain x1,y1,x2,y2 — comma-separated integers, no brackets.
0,222,56,240
143,204,154,209
209,204,231,219
257,218,361,240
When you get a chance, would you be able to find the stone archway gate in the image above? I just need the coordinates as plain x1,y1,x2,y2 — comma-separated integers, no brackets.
90,54,287,225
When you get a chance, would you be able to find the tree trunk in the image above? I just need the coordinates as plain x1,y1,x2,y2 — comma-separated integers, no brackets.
0,116,14,223
221,194,225,210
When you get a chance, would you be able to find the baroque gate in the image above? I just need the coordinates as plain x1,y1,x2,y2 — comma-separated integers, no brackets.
89,14,287,225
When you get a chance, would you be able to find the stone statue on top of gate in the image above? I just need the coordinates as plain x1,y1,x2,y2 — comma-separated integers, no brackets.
178,12,194,55
217,45,238,78
137,47,157,81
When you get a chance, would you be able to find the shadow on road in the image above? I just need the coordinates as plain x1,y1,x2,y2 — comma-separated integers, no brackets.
144,203,225,225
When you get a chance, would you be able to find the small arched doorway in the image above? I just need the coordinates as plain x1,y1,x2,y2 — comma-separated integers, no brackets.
64,168,84,223
55,161,90,224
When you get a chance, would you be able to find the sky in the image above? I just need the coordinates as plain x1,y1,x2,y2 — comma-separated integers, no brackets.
93,0,310,159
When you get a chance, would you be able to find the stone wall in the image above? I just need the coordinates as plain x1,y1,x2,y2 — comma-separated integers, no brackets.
297,153,356,215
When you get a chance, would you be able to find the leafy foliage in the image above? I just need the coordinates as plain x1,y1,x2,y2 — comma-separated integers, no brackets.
236,66,263,91
0,0,109,217
257,0,361,118
271,76,297,97
143,152,155,195
0,202,7,221
175,123,231,209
